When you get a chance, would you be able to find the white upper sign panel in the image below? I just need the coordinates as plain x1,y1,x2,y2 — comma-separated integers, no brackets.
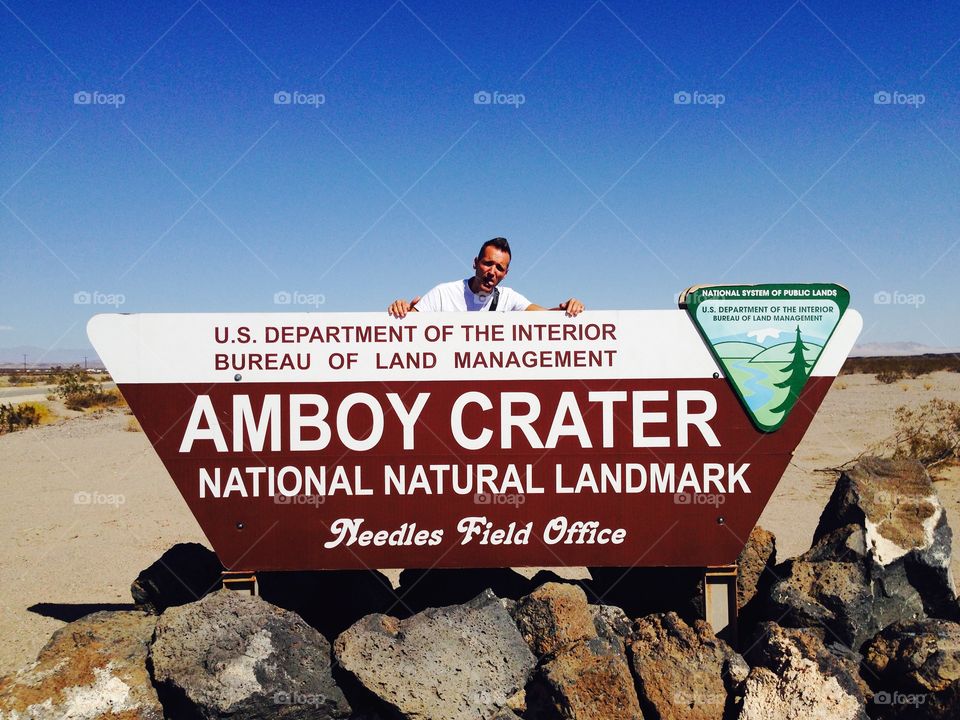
88,310,863,384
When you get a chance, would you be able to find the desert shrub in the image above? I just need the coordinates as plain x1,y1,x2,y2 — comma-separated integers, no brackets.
876,369,905,384
887,399,960,466
107,387,129,409
0,402,41,433
54,370,117,411
124,416,142,432
842,355,960,377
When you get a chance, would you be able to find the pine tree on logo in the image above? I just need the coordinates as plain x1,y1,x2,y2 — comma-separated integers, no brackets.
770,326,811,415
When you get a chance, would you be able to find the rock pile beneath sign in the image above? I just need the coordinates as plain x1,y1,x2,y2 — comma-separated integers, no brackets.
3,457,960,719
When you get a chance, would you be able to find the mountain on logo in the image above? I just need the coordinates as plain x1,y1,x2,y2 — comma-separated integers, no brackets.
681,284,849,432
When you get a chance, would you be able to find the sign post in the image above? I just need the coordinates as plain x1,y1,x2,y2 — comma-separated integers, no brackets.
89,285,860,631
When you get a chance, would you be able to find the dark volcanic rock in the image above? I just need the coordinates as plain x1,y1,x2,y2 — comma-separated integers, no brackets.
739,623,868,720
864,618,960,692
512,582,596,658
131,541,223,613
629,612,741,720
151,589,350,719
0,611,162,720
764,458,958,649
813,457,957,618
863,618,960,717
529,636,642,720
334,589,535,720
589,603,634,655
765,557,916,650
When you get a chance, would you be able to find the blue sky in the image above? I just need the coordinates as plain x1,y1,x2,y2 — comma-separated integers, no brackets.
2,0,960,359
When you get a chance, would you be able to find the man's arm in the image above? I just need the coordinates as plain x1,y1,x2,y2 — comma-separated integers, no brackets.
388,296,420,318
525,298,585,317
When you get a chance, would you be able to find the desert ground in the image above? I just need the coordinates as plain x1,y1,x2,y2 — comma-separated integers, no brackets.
1,370,959,675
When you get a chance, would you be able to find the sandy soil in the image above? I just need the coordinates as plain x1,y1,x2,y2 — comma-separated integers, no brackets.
1,372,959,675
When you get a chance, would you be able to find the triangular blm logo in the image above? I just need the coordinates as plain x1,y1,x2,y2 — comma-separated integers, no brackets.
681,284,850,432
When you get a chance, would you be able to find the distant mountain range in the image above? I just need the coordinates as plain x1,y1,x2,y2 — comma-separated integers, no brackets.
0,346,103,368
850,342,960,357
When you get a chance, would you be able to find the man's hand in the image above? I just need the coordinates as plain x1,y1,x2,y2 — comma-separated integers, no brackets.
388,296,420,318
558,298,584,317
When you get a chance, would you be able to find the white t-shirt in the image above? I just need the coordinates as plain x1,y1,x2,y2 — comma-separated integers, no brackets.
416,279,532,312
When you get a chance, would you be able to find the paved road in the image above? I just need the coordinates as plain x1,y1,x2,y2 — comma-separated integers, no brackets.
0,382,116,404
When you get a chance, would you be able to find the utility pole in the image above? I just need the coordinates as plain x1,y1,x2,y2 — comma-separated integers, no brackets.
83,356,87,370
22,354,26,372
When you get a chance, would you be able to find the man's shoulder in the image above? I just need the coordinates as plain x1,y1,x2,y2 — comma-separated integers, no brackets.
417,278,468,311
427,278,468,293
496,286,531,309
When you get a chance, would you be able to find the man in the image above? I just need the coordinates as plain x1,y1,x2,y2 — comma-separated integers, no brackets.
388,237,584,317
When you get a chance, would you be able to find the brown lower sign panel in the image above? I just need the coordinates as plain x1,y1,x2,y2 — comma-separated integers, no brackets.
116,376,832,570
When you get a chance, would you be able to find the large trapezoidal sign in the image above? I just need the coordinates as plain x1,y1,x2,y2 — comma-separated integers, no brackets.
88,288,861,571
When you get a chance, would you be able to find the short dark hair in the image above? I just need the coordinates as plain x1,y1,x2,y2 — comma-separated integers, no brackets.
478,237,511,259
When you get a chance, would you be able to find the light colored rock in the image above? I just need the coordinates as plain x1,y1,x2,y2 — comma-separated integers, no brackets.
738,665,865,720
0,611,162,720
151,589,350,719
334,589,535,720
739,623,868,720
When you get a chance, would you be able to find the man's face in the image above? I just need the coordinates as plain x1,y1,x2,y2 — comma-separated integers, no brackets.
472,246,510,294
